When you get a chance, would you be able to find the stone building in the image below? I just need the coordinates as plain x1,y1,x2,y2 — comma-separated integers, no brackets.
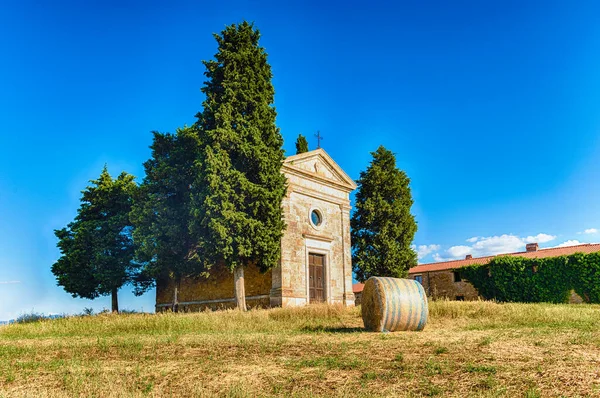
407,242,600,301
351,243,600,302
155,148,357,311
352,283,364,306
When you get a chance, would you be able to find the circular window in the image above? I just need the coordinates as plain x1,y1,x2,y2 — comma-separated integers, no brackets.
310,209,323,227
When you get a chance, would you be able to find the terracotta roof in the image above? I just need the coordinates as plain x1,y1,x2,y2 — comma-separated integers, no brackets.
352,283,364,294
408,243,600,274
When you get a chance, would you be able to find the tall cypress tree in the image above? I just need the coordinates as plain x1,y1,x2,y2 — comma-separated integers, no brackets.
351,146,418,281
295,134,309,154
130,126,206,311
193,21,286,311
52,166,137,312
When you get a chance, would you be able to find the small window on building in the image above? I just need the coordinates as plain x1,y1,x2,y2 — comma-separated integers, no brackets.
414,275,423,285
455,295,465,301
453,271,462,283
310,209,323,227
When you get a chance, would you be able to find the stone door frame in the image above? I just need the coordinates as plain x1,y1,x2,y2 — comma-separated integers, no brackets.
304,244,331,304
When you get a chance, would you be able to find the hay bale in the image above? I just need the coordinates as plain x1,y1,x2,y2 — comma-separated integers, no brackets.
361,276,428,332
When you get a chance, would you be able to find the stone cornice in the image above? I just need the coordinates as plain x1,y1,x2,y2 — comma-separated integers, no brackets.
286,183,351,207
339,204,352,212
282,164,355,193
302,233,335,242
283,148,357,190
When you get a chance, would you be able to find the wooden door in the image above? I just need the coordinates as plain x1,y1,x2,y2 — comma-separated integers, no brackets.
309,253,325,303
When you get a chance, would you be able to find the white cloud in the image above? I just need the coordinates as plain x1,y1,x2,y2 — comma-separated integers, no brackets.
447,245,472,258
584,228,598,234
0,281,20,285
413,244,441,260
431,232,559,263
432,253,453,262
470,234,525,256
554,240,584,248
524,233,556,243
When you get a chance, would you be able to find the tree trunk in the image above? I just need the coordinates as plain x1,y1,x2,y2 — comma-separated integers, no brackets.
111,288,119,313
172,276,180,313
234,266,247,311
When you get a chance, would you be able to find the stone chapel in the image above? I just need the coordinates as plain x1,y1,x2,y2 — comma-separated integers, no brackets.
155,148,356,310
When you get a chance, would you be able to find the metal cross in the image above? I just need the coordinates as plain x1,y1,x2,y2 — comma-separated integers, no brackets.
314,130,323,149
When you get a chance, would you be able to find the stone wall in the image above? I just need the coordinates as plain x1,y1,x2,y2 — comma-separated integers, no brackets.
354,291,362,306
156,263,272,311
408,270,480,301
569,290,584,304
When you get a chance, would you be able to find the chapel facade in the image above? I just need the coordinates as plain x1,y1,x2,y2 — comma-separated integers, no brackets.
155,148,356,310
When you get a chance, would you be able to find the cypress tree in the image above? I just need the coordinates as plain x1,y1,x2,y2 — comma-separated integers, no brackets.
130,127,205,312
351,146,418,281
52,166,137,312
193,21,286,311
295,134,309,154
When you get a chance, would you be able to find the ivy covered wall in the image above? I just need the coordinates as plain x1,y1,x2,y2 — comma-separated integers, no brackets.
460,252,600,303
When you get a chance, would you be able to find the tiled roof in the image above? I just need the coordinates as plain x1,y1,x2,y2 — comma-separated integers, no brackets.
352,283,364,294
408,243,600,274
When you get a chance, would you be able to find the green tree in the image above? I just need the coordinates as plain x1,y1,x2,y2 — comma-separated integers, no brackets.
130,127,206,312
351,146,418,281
295,134,309,154
52,166,137,312
193,21,287,311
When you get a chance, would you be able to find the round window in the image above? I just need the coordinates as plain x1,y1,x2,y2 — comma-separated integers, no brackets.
310,210,323,227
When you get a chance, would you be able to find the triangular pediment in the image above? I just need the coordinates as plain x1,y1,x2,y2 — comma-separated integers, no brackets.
283,148,357,191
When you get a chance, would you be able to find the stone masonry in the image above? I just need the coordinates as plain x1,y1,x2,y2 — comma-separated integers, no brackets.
407,270,480,301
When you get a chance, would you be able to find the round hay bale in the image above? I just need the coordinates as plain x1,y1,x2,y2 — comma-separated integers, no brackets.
361,276,428,332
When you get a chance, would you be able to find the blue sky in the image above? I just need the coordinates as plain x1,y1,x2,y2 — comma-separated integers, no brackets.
1,0,599,320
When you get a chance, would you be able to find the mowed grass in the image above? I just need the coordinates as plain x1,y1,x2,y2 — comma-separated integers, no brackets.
1,301,600,397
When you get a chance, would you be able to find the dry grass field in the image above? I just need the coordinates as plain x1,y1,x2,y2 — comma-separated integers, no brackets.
1,301,600,397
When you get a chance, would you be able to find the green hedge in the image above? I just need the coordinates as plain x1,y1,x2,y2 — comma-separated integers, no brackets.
460,252,600,303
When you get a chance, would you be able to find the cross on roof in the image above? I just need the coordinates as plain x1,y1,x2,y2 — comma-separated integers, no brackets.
314,130,323,149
